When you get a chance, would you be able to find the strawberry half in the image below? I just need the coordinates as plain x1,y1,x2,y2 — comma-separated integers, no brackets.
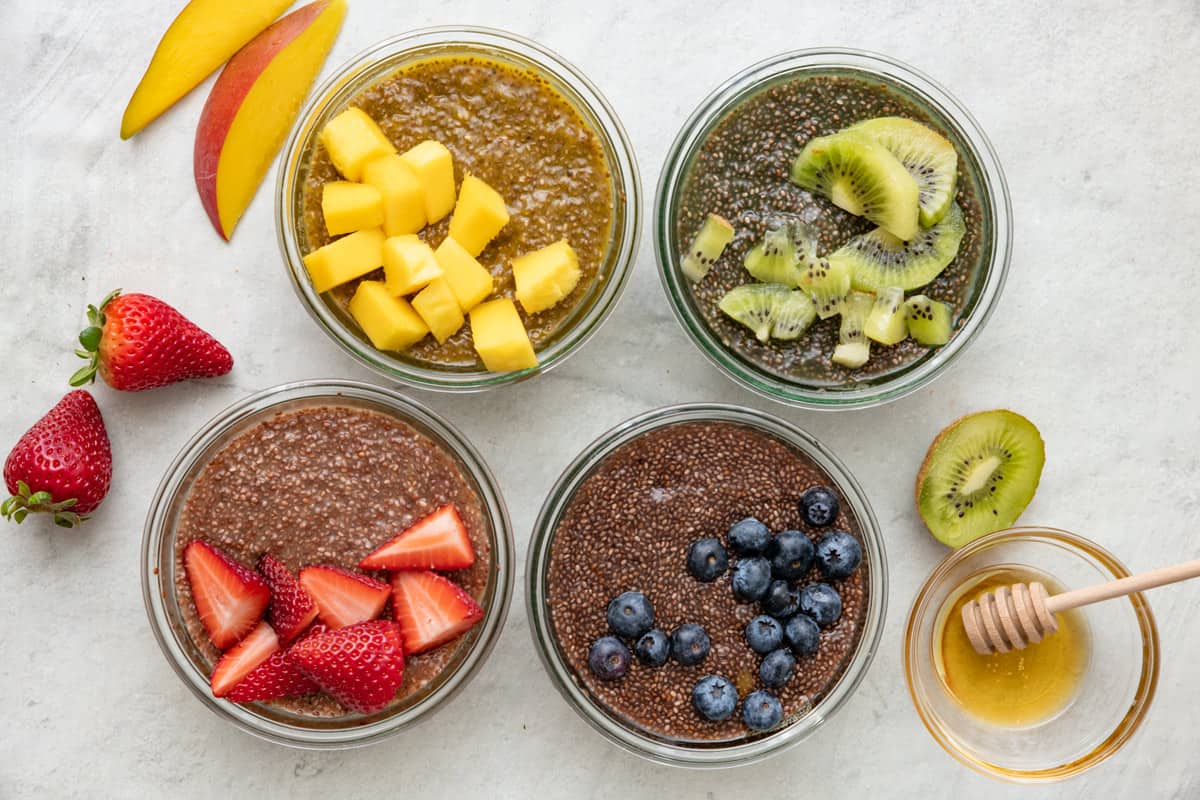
2,390,112,527
258,554,319,644
358,505,475,571
298,565,390,629
70,289,233,392
390,570,483,655
184,540,271,649
211,621,280,697
226,624,326,703
289,620,406,714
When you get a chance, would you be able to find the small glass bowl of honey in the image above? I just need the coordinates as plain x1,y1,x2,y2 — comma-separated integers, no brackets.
904,527,1159,782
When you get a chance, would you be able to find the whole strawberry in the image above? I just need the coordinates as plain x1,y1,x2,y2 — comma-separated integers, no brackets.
70,289,233,391
2,390,112,527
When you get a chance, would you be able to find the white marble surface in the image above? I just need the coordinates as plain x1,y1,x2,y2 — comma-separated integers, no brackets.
2,0,1198,796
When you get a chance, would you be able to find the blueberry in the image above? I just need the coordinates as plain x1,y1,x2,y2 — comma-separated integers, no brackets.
731,556,772,602
692,674,738,721
727,517,771,554
784,613,820,656
759,648,796,688
800,582,842,628
670,623,711,666
742,690,783,731
634,629,670,667
686,537,729,582
745,614,784,654
587,636,630,681
760,579,800,619
816,530,862,580
767,529,815,580
606,591,655,639
799,486,840,527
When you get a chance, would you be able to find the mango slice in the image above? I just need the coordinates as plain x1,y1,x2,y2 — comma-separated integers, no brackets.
303,227,385,293
383,235,442,296
433,237,494,312
400,141,455,224
348,281,429,351
470,298,537,372
512,240,581,314
322,182,384,236
412,278,466,344
448,175,510,256
361,154,426,236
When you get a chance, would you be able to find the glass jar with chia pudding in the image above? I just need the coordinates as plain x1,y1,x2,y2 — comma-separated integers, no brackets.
656,49,1012,409
526,404,886,767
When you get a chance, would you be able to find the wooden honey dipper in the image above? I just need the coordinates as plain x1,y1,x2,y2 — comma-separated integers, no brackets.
962,558,1200,655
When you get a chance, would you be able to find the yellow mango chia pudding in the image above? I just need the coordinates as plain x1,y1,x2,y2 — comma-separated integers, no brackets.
297,55,615,368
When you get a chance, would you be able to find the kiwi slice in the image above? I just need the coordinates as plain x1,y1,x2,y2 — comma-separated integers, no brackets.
905,295,953,345
790,134,920,241
864,286,908,345
770,290,817,340
832,291,873,368
830,203,966,293
916,410,1046,548
743,226,800,286
799,257,851,319
718,283,790,343
681,214,735,282
847,117,958,227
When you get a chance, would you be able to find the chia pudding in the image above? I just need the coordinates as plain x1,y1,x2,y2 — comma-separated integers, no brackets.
173,403,492,717
545,420,868,742
675,71,986,387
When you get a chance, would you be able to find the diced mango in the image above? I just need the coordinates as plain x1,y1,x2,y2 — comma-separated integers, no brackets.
411,278,465,344
361,154,426,236
383,235,442,296
448,174,510,256
319,107,396,181
469,298,537,372
302,227,386,293
322,181,383,236
433,237,494,312
400,141,455,223
511,240,581,314
348,280,429,350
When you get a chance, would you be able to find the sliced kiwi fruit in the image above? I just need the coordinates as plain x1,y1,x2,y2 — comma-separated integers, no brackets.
799,257,851,319
905,295,953,345
790,134,920,241
681,214,735,282
718,283,791,343
743,226,800,286
830,203,966,293
832,291,873,368
847,117,958,227
916,410,1046,548
770,290,817,340
864,286,908,345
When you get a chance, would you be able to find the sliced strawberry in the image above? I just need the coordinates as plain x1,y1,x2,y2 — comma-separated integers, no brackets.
210,621,279,697
184,540,270,649
226,624,326,703
390,570,483,655
258,553,319,644
358,505,475,571
289,620,405,714
298,565,390,629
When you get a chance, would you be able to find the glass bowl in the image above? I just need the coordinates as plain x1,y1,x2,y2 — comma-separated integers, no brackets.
654,48,1012,409
904,527,1159,782
525,403,887,767
141,380,514,748
276,27,641,391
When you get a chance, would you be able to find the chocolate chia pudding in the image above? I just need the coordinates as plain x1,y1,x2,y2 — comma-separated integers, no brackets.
545,420,869,743
675,72,986,386
173,403,492,717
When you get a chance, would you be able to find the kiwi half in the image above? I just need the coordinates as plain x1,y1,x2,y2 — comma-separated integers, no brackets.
830,203,966,293
916,410,1046,548
847,117,958,228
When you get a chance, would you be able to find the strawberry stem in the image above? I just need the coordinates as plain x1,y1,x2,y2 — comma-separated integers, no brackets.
2,480,85,528
70,289,121,387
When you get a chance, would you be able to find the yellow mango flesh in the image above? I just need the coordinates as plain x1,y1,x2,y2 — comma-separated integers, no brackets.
322,181,384,236
348,280,429,351
512,240,581,314
448,174,510,256
122,0,293,138
383,235,443,296
400,141,455,223
319,107,396,182
303,227,385,293
469,298,537,372
361,154,426,236
412,278,466,344
433,237,494,311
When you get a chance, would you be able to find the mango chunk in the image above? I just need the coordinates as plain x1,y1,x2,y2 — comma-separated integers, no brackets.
319,107,395,181
400,141,455,224
322,181,384,236
383,235,442,296
512,240,582,314
448,174,510,256
348,280,429,351
433,237,494,312
361,154,426,236
411,278,465,344
469,298,537,372
303,227,385,293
